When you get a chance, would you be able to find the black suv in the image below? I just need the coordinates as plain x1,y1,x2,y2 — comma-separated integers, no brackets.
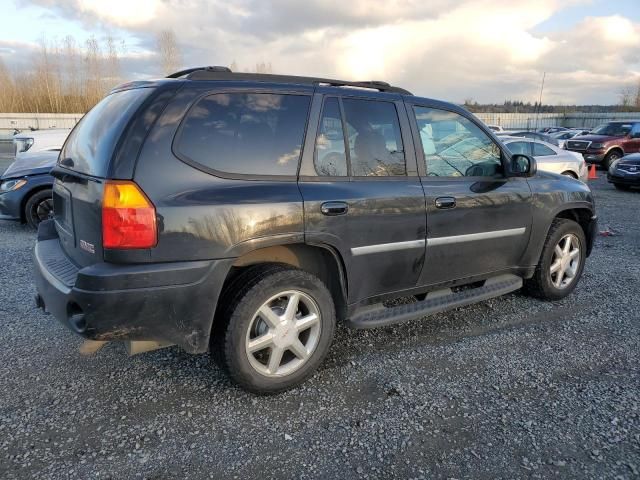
34,67,597,393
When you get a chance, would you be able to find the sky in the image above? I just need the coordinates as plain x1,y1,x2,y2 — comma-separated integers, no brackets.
0,0,639,105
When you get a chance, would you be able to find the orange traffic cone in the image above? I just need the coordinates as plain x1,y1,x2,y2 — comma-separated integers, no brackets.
588,163,598,180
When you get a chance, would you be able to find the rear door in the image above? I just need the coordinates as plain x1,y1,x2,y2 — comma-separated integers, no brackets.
53,87,154,267
408,103,533,286
298,92,426,303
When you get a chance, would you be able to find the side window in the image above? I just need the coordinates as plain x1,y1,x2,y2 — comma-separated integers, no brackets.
315,98,348,176
631,123,640,138
532,142,556,156
176,93,311,176
341,99,406,177
413,106,502,177
507,141,531,155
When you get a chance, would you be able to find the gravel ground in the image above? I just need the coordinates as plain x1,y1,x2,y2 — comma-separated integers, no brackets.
0,174,638,479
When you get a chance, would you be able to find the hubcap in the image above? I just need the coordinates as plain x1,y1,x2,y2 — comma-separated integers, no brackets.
245,290,321,377
549,234,581,289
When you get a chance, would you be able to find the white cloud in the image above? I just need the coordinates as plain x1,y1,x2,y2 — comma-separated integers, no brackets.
11,0,640,103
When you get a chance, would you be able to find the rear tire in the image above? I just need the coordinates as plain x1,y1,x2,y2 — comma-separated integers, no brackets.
614,183,631,191
213,264,336,394
24,189,53,229
524,218,586,301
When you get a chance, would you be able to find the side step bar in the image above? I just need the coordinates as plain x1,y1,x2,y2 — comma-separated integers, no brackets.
345,274,523,329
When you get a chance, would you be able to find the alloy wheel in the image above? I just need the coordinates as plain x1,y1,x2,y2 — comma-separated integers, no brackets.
245,290,321,377
549,233,581,289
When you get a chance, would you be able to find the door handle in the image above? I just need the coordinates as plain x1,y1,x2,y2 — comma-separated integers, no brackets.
321,201,348,216
435,197,456,209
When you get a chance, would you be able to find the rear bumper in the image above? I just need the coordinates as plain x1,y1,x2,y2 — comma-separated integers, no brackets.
33,220,233,353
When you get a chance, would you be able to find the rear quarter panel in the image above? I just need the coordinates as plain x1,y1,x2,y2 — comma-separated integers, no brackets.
132,86,305,263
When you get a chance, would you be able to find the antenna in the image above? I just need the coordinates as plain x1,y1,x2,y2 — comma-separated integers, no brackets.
534,72,546,131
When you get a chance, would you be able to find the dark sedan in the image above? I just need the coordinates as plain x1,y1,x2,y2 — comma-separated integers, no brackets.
608,153,640,190
0,151,56,227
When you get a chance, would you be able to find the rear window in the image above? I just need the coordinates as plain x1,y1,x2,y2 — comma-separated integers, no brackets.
175,93,311,176
60,88,152,177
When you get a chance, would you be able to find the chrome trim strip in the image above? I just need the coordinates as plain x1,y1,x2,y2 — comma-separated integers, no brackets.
351,239,425,256
427,227,526,246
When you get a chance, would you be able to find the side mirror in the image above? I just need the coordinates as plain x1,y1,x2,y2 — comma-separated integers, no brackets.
509,153,537,177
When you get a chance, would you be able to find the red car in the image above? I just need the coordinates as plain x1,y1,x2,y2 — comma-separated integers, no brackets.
565,121,640,169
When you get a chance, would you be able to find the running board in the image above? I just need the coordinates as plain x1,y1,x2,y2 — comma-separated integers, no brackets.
345,274,523,329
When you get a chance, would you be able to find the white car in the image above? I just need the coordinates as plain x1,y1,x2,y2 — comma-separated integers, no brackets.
550,129,590,149
486,124,504,132
12,128,71,159
501,136,588,181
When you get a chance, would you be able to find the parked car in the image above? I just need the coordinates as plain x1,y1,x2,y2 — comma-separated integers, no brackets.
496,130,559,146
565,121,640,169
500,136,588,181
33,67,597,394
13,128,71,158
551,129,588,149
0,151,56,227
538,127,567,134
486,124,504,132
607,153,640,190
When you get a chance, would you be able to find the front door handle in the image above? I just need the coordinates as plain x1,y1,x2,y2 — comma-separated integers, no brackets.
321,201,348,216
435,197,456,209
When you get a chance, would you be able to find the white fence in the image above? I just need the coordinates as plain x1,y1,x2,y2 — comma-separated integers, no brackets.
1,111,640,136
0,113,83,134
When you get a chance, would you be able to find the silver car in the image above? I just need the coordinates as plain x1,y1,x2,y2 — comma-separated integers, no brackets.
501,136,588,181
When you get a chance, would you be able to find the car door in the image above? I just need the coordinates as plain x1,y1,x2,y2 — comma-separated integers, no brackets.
627,123,640,153
298,92,426,303
408,103,533,286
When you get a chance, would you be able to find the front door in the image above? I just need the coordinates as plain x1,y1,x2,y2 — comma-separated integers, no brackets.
408,104,533,286
298,93,426,303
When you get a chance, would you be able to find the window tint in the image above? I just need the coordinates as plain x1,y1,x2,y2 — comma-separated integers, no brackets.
61,88,151,177
341,99,405,176
532,142,556,156
414,107,502,177
507,141,531,155
177,93,311,176
315,98,347,176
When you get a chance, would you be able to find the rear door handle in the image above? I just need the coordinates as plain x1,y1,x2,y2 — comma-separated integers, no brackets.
321,201,348,216
435,197,456,209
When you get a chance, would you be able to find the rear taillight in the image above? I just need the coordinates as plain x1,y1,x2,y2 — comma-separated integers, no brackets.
102,181,157,249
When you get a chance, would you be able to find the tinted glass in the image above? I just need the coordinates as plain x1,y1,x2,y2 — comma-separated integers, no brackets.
61,88,151,177
177,93,311,176
507,141,531,155
533,142,556,156
342,99,405,176
315,98,347,176
591,123,632,137
414,107,502,177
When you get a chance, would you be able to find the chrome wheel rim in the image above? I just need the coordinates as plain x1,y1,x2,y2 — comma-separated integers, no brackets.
245,290,321,377
550,234,581,289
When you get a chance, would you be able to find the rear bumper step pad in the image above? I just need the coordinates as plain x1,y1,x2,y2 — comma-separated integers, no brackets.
346,274,523,329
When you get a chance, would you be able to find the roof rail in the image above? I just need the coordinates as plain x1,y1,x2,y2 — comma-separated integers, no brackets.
166,66,232,78
174,67,411,95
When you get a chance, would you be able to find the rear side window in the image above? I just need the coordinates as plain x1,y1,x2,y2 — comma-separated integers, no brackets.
315,98,348,176
532,143,556,156
176,93,311,176
61,88,152,177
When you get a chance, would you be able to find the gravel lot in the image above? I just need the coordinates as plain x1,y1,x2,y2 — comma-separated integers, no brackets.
0,171,638,479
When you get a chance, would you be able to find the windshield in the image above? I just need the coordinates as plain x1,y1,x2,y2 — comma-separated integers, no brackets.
590,123,632,137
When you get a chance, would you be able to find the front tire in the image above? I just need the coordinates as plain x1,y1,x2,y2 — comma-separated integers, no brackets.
215,265,336,394
24,189,53,229
603,150,622,170
524,218,586,301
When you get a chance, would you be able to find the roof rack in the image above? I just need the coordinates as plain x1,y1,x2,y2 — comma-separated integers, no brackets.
166,66,412,95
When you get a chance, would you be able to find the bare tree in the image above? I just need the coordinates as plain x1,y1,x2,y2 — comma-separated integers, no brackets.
156,29,182,75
